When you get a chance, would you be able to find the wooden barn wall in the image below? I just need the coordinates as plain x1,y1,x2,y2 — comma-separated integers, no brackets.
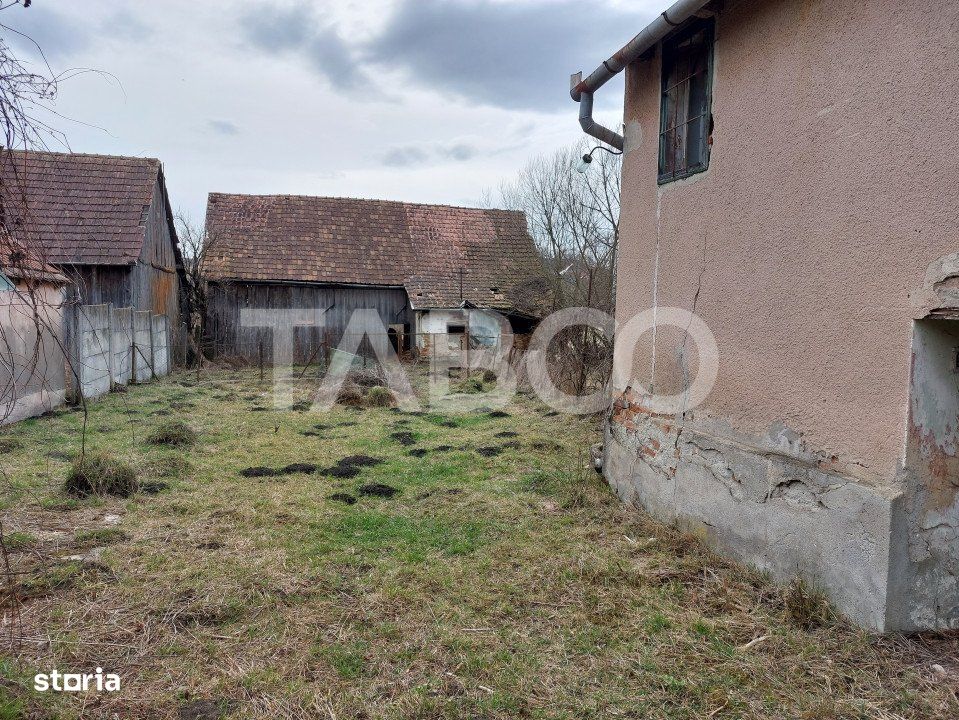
58,178,184,364
131,178,180,327
206,282,411,364
67,265,133,308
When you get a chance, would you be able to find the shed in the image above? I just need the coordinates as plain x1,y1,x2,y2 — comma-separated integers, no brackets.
0,150,184,360
204,194,546,363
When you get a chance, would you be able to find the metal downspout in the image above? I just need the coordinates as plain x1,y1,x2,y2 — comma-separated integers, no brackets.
569,0,712,150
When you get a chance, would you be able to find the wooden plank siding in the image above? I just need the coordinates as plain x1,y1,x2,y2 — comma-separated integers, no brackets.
132,178,182,342
206,282,411,364
61,177,185,363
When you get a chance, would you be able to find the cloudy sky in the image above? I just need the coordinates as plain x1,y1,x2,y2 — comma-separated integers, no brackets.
3,0,658,221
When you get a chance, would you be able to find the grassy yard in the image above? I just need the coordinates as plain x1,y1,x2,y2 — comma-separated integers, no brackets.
0,369,955,719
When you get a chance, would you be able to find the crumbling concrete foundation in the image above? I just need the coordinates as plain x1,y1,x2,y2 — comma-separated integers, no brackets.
604,365,959,632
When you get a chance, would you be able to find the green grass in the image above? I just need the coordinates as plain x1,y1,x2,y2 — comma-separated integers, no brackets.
0,367,954,719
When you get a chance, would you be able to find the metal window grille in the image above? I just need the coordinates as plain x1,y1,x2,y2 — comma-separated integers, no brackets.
658,20,715,184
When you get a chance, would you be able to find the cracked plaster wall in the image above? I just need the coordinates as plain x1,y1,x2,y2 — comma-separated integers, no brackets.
609,0,959,630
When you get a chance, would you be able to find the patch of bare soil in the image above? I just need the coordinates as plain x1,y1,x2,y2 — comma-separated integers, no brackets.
322,454,385,479
358,483,399,498
328,492,357,505
389,431,417,446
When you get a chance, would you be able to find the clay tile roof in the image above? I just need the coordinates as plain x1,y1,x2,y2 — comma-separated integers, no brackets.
0,229,67,284
205,193,548,316
0,150,162,266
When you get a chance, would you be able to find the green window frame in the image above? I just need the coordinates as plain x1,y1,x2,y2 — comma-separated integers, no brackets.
658,19,715,184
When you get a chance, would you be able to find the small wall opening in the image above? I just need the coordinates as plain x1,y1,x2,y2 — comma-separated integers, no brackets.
903,318,959,627
910,319,959,478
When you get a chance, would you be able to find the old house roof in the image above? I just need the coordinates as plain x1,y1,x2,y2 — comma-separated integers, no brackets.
205,194,547,316
0,231,67,284
0,150,170,266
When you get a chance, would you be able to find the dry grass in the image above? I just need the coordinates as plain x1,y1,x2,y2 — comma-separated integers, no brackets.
145,420,197,448
0,367,955,719
63,452,137,498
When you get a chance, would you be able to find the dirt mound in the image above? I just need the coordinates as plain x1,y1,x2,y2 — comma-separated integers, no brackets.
322,455,384,479
494,431,519,438
140,480,170,494
476,446,502,457
409,448,428,458
389,431,416,446
328,492,357,505
359,483,399,498
282,463,318,474
239,466,278,478
488,410,510,418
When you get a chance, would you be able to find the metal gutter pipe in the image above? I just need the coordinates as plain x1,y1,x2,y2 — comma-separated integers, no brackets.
569,0,712,150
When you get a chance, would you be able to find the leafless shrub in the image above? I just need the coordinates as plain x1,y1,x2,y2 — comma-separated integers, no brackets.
176,213,223,367
498,139,620,396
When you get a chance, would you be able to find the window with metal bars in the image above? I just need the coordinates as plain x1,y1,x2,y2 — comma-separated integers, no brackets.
658,19,714,184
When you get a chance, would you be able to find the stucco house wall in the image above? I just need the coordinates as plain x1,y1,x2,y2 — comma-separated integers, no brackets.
0,282,67,424
606,0,959,630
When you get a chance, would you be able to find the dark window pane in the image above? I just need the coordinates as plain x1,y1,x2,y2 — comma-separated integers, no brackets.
658,20,713,183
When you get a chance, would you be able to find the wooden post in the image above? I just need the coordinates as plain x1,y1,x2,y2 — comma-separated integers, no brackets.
258,339,264,382
130,311,137,384
106,305,115,389
464,324,470,380
148,313,156,382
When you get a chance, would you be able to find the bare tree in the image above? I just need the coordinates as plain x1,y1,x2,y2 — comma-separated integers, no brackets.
497,139,621,394
499,138,620,315
175,213,220,366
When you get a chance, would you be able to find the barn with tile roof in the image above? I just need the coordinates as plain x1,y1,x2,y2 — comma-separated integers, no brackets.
204,193,547,363
0,150,184,353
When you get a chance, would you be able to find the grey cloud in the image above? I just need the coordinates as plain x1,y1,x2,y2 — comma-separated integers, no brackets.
239,7,366,90
437,143,477,161
305,25,367,90
239,1,645,112
101,10,153,42
208,119,240,136
362,0,647,111
240,6,312,54
381,141,479,167
4,4,90,61
381,145,429,168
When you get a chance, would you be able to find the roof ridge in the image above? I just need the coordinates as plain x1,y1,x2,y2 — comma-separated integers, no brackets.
6,149,161,165
206,192,521,215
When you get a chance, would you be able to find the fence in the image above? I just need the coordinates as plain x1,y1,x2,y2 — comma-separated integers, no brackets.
68,303,172,402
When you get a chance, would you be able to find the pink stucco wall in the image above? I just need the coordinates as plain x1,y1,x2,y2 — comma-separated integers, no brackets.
616,0,959,489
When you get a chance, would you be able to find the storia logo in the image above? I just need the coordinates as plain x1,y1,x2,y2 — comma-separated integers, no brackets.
34,668,120,692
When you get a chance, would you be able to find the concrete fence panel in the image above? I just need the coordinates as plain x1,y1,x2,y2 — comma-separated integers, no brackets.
132,310,154,383
110,306,133,386
151,314,169,377
73,304,112,401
